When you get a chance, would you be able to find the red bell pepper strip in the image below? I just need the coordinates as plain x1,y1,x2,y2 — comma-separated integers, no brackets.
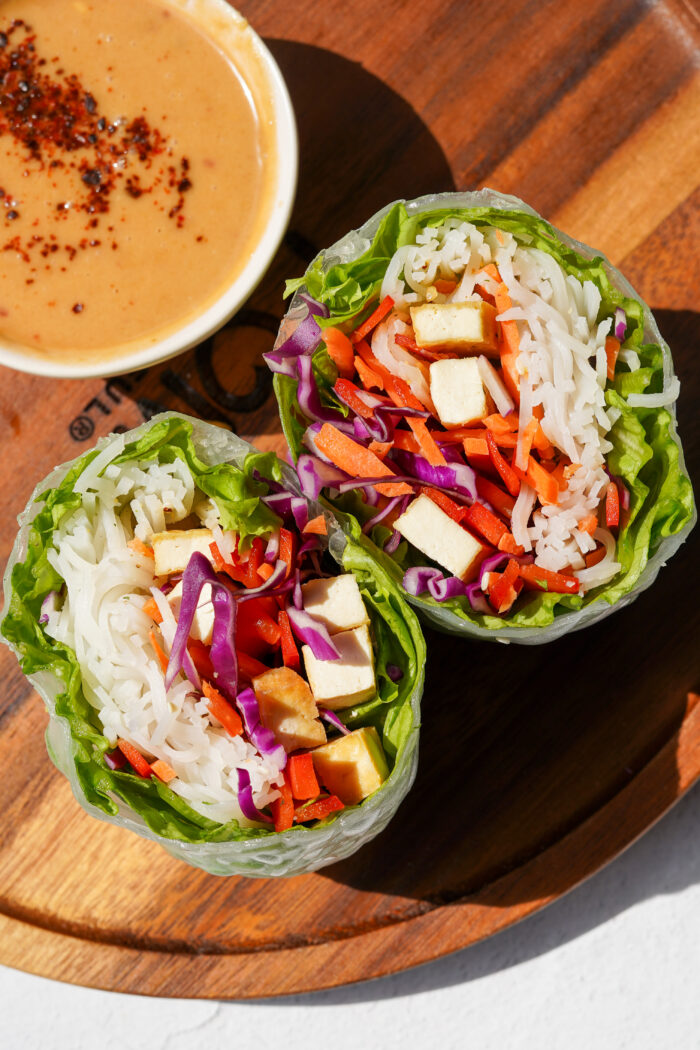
278,609,300,671
463,501,523,556
279,527,297,579
584,545,607,568
487,559,521,614
334,378,377,420
485,431,520,497
423,486,467,523
518,563,580,594
237,649,270,681
294,795,345,823
202,680,244,737
605,481,620,528
605,336,620,381
394,332,440,362
475,475,515,517
350,295,394,343
270,778,294,833
188,639,215,680
209,541,252,588
117,738,152,779
287,753,320,800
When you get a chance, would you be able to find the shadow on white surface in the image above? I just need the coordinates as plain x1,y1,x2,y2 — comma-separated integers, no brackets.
257,779,700,1004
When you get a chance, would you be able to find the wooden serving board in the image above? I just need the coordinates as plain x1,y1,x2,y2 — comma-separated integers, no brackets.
0,0,698,998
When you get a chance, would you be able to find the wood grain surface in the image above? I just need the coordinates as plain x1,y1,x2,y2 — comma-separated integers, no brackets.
0,0,698,998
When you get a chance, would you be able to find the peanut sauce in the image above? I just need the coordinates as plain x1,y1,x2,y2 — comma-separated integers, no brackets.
0,0,276,361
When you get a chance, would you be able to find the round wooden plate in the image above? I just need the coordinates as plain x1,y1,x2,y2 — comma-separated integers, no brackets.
0,0,698,999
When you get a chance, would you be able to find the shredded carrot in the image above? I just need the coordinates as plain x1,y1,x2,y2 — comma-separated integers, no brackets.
484,413,519,434
368,440,392,459
515,417,539,472
463,436,490,458
303,514,328,535
384,374,446,467
563,462,582,480
354,338,394,386
578,514,598,536
350,295,395,343
128,538,154,559
323,327,355,378
391,429,422,454
257,561,275,580
485,266,521,403
142,597,163,624
314,423,413,497
354,353,384,391
202,680,243,737
148,629,169,673
605,336,620,381
151,759,177,784
515,455,559,505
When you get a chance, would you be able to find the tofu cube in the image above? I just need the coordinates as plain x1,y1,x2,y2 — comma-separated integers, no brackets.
429,357,491,428
311,727,389,805
151,528,214,577
300,574,369,636
394,494,489,582
167,581,214,645
410,301,498,356
302,624,376,711
252,667,327,753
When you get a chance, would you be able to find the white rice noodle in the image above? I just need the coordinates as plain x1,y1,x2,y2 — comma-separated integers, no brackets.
627,376,680,409
380,221,654,578
371,315,435,411
511,483,537,552
574,528,621,593
477,355,514,418
618,348,641,371
43,451,283,827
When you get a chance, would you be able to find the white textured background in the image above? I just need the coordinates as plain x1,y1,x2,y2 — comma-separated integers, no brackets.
4,780,700,1050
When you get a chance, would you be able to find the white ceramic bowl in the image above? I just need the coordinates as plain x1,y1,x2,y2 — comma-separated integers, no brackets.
0,0,297,380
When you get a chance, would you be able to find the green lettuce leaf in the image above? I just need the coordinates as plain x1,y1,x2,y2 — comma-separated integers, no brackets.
2,418,423,842
277,204,694,633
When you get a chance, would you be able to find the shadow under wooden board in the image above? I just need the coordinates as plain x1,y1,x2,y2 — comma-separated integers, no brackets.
0,0,698,998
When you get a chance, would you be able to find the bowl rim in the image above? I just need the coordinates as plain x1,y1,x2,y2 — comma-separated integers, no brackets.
0,0,298,380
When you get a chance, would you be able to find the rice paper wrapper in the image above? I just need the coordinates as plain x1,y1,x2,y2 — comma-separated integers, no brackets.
2,413,424,877
274,188,695,644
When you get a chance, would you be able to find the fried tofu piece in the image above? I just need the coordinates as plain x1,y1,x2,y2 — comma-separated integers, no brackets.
394,494,489,582
302,624,376,711
151,528,214,576
252,666,327,753
311,727,389,805
300,574,369,635
410,301,498,356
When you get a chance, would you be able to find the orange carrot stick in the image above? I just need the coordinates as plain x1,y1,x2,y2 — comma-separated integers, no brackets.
314,423,413,498
350,295,394,343
148,629,169,673
323,327,354,378
303,515,328,535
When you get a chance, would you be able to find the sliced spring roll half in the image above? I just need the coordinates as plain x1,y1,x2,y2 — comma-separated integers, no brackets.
270,189,695,642
1,413,424,877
